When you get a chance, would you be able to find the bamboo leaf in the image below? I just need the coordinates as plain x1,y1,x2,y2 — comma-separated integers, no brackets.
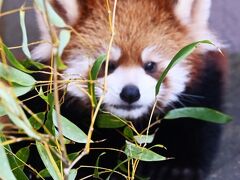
58,29,71,57
36,142,62,180
0,137,17,180
52,110,88,143
0,62,36,87
88,55,106,106
164,107,232,124
0,43,33,73
34,0,66,28
124,141,166,162
96,113,126,128
0,84,41,140
68,169,78,180
94,152,106,179
0,106,6,116
29,112,46,130
15,146,30,170
19,8,31,59
12,84,33,97
21,59,46,70
134,134,155,145
155,40,214,96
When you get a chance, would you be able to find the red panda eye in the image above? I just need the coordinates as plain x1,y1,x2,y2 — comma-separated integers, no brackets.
102,61,117,74
143,61,157,73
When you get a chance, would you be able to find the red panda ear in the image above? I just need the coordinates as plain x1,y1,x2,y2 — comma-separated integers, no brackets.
174,0,212,28
32,0,82,61
50,0,81,25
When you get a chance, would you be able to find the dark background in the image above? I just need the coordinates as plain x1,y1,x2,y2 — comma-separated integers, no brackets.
0,1,239,179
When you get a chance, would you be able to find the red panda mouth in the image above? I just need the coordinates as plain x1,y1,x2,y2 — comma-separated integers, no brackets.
112,104,142,111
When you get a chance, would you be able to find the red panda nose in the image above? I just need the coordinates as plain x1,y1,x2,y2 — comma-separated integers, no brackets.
120,85,140,104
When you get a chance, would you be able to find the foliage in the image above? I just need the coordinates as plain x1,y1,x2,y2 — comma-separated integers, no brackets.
0,1,231,180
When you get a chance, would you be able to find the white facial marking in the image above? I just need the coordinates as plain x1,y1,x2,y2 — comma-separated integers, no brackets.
141,46,162,63
56,0,79,25
63,54,94,99
62,45,190,120
174,0,194,25
98,67,157,119
110,46,122,61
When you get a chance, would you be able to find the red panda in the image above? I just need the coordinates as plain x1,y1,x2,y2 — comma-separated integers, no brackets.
29,0,227,179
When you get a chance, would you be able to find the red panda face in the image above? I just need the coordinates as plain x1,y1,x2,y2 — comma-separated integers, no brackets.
33,0,219,119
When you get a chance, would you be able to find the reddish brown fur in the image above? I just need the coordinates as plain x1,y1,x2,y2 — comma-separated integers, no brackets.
58,0,211,87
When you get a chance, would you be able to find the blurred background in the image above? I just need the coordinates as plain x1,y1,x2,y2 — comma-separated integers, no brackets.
0,1,239,179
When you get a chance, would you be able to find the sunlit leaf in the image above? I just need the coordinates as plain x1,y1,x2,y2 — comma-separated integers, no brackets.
58,29,71,57
164,107,232,124
0,62,36,87
134,134,155,145
52,110,88,143
96,113,126,128
0,84,41,140
0,137,17,180
34,0,66,28
155,40,214,96
19,8,31,59
0,106,6,116
36,142,62,180
12,84,33,97
124,141,166,162
68,169,78,180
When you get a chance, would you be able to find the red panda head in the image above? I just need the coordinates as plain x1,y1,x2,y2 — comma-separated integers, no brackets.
32,0,220,119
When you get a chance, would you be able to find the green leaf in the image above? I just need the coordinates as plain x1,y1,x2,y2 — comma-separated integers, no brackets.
0,136,28,180
39,152,79,178
0,137,17,180
164,107,232,124
94,152,106,179
21,59,46,70
58,29,71,57
68,169,78,180
88,55,106,106
0,106,6,116
0,62,36,87
91,55,106,80
19,8,31,59
123,126,134,140
124,141,166,162
155,40,214,96
15,146,30,170
34,0,66,28
46,109,55,135
0,86,41,140
29,112,46,130
36,142,62,180
56,55,67,70
134,134,155,145
0,44,33,73
52,110,88,143
12,84,33,97
96,113,126,128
